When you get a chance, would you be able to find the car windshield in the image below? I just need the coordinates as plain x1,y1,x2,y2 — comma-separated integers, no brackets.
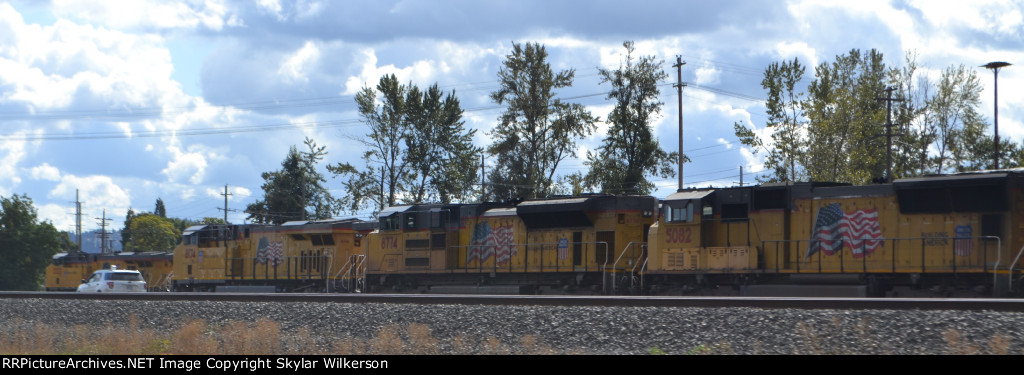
106,272,144,281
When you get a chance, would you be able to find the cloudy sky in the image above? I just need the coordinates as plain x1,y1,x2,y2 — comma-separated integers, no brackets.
0,0,1021,234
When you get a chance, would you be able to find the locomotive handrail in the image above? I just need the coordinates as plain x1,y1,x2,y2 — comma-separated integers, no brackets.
638,255,649,293
607,242,645,294
1000,238,1022,294
332,254,365,293
629,243,648,291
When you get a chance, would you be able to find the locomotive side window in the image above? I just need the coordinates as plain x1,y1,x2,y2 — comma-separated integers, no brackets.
982,214,1003,237
721,204,749,221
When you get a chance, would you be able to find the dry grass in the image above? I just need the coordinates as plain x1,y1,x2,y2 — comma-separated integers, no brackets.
0,315,1015,355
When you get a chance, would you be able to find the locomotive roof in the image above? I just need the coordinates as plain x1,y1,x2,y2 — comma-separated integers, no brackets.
665,189,715,201
481,207,517,217
894,171,1012,188
378,205,413,217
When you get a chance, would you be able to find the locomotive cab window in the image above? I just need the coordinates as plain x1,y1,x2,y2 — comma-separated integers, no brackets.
380,216,399,230
665,201,694,222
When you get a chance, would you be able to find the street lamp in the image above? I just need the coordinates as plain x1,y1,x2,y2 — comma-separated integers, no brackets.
982,61,1011,170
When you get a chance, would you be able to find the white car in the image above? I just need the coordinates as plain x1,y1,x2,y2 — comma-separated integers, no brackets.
77,268,148,293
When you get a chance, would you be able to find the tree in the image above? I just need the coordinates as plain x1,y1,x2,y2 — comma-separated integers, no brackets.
247,138,338,224
583,41,675,195
0,194,70,290
804,49,889,184
886,51,933,179
129,214,180,253
121,207,136,252
154,198,166,218
736,58,807,183
925,64,987,173
404,84,482,204
332,75,480,214
487,42,597,200
739,49,1015,184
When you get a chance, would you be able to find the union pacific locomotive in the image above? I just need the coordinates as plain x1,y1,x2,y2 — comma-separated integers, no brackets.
645,170,1022,297
45,251,173,291
43,169,1024,297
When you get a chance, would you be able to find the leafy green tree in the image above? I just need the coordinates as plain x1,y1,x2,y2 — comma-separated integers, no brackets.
487,42,597,200
154,198,166,218
404,84,482,204
925,64,987,173
201,217,227,225
129,214,180,253
736,58,807,183
583,41,676,195
0,194,70,290
247,138,338,224
803,49,889,184
741,49,1017,184
121,207,136,252
332,75,481,214
885,51,933,178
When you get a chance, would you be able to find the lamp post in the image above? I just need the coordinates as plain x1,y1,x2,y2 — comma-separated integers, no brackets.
982,61,1011,170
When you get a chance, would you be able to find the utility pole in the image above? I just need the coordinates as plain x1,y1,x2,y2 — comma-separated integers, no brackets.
877,86,904,182
739,166,744,187
219,184,231,223
480,154,486,202
673,56,687,191
95,209,111,254
380,166,385,213
74,189,82,253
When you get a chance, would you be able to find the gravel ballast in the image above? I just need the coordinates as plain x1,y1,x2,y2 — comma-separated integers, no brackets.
1,298,1021,354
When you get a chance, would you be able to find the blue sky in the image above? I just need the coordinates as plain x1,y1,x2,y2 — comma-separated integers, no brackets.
0,0,1022,234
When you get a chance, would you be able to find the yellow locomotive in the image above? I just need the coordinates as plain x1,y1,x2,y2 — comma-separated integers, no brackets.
45,251,173,291
170,219,373,292
362,195,658,294
645,170,1024,297
46,170,1024,297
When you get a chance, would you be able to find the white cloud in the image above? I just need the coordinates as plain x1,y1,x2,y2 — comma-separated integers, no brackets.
256,0,284,21
0,136,27,195
162,144,208,185
342,47,439,95
30,163,60,181
50,0,241,31
774,41,818,67
0,6,187,113
716,138,733,149
49,174,132,228
278,40,320,84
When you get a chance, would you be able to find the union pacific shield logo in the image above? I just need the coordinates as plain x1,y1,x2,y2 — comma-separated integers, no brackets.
954,225,973,257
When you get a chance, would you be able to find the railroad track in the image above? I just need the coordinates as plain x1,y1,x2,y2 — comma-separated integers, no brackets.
5,292,1024,311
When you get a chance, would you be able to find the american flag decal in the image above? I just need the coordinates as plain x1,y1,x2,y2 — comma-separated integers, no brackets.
468,222,517,266
806,203,885,259
954,225,973,257
256,237,285,267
